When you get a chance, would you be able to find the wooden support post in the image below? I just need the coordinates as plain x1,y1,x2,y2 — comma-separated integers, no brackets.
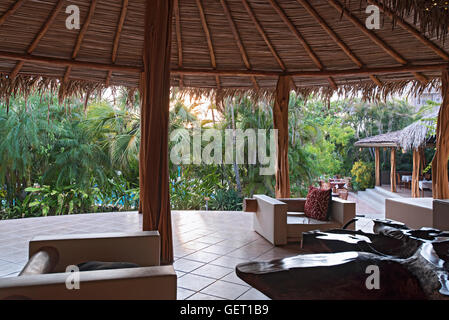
273,75,291,198
412,149,420,198
375,147,381,186
390,148,396,193
138,72,144,215
432,70,449,199
141,0,174,264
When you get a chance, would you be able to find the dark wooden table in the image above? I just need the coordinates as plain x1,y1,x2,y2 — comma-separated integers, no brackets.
236,220,449,300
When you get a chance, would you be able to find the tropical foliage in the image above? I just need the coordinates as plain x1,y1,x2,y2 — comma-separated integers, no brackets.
0,90,432,219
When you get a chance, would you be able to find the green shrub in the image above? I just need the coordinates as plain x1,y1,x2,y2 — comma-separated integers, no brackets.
209,189,242,211
350,161,374,191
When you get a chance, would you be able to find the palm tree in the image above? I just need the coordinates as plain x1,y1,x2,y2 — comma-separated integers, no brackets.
0,94,60,206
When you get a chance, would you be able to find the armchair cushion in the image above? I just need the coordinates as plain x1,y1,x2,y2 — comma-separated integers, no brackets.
77,261,140,271
304,186,331,221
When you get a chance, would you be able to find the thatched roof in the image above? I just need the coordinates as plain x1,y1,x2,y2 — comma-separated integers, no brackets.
375,0,449,40
354,130,403,148
398,110,438,151
1,0,449,102
355,110,438,150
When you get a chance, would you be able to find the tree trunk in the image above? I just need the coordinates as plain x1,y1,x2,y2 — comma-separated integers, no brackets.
230,101,242,194
273,75,291,198
375,147,381,186
412,149,420,198
390,148,396,192
140,0,174,264
432,70,449,199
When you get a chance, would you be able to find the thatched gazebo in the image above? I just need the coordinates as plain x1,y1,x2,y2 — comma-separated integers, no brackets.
355,112,437,197
1,0,449,263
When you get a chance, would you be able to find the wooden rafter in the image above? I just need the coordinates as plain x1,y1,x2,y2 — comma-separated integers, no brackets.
0,0,27,27
368,0,449,62
172,63,449,77
174,0,184,88
195,0,220,89
2,50,446,78
10,0,64,79
241,0,297,90
296,0,382,87
327,0,428,84
64,0,98,83
268,0,337,90
0,51,141,73
242,0,285,71
219,0,259,90
106,0,128,87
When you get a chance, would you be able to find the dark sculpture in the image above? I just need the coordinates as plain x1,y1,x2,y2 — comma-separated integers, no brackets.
236,220,449,300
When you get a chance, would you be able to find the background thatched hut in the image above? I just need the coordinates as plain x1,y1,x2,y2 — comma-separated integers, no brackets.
355,111,437,197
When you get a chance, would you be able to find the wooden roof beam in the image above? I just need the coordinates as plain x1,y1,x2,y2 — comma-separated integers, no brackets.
268,0,337,90
64,0,97,83
174,0,184,88
0,0,27,27
195,0,220,89
1,50,446,78
219,0,259,91
171,63,449,77
327,0,428,84
296,0,382,87
106,0,128,87
10,0,65,79
0,50,142,73
367,0,449,62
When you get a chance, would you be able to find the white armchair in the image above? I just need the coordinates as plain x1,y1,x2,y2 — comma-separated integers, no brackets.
244,195,356,245
0,231,177,300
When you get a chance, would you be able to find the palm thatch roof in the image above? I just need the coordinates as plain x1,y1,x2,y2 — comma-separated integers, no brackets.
354,130,403,148
1,0,449,102
374,0,449,40
355,110,437,150
399,110,438,151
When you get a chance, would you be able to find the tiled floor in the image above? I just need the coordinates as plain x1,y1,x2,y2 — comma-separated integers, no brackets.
0,210,373,300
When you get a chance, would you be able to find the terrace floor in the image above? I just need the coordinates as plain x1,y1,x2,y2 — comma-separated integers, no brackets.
0,211,373,300
379,185,433,198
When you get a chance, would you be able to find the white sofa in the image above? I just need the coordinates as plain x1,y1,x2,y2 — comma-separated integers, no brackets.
386,198,449,230
0,231,177,300
244,195,356,245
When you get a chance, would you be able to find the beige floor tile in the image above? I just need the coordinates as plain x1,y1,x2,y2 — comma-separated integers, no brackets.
191,264,233,279
178,274,216,292
183,251,222,263
201,280,249,300
177,287,196,300
202,244,236,255
173,258,205,272
237,288,271,300
210,255,250,268
221,271,250,286
173,246,197,258
181,241,212,251
187,292,225,300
